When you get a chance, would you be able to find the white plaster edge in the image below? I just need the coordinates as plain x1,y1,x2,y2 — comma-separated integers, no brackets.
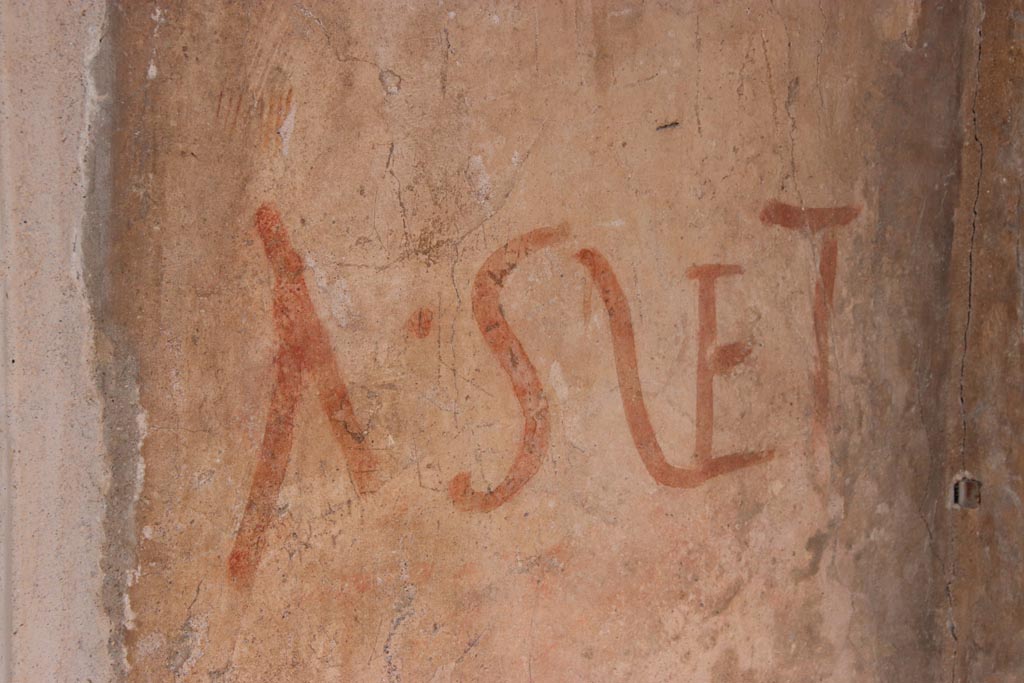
0,1,113,680
0,0,16,677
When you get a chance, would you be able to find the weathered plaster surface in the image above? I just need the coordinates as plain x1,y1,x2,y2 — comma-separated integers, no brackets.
947,0,1024,679
99,2,965,680
1,1,112,681
4,0,1023,682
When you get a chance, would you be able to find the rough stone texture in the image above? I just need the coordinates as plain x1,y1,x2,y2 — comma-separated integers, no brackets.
3,1,1023,682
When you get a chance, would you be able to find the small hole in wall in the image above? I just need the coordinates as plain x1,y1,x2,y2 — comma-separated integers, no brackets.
952,476,982,509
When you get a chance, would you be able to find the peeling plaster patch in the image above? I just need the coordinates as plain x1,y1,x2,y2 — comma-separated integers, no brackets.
135,407,148,503
77,12,107,208
145,8,165,89
294,3,319,24
383,559,416,681
127,563,140,587
277,101,296,155
379,69,402,95
77,0,132,676
168,614,208,677
467,155,492,205
136,405,148,453
307,256,354,328
123,593,137,631
549,360,569,402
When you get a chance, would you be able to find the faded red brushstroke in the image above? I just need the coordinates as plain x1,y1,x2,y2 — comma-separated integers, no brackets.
449,225,570,512
759,200,860,233
759,200,860,445
407,307,434,339
576,250,773,487
686,264,753,462
228,203,381,591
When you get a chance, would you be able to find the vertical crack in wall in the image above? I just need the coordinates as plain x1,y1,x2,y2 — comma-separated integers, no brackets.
958,19,985,472
871,2,970,677
946,580,959,683
949,6,987,682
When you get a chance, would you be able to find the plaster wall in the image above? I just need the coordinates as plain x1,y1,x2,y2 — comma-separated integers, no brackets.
2,1,1022,682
